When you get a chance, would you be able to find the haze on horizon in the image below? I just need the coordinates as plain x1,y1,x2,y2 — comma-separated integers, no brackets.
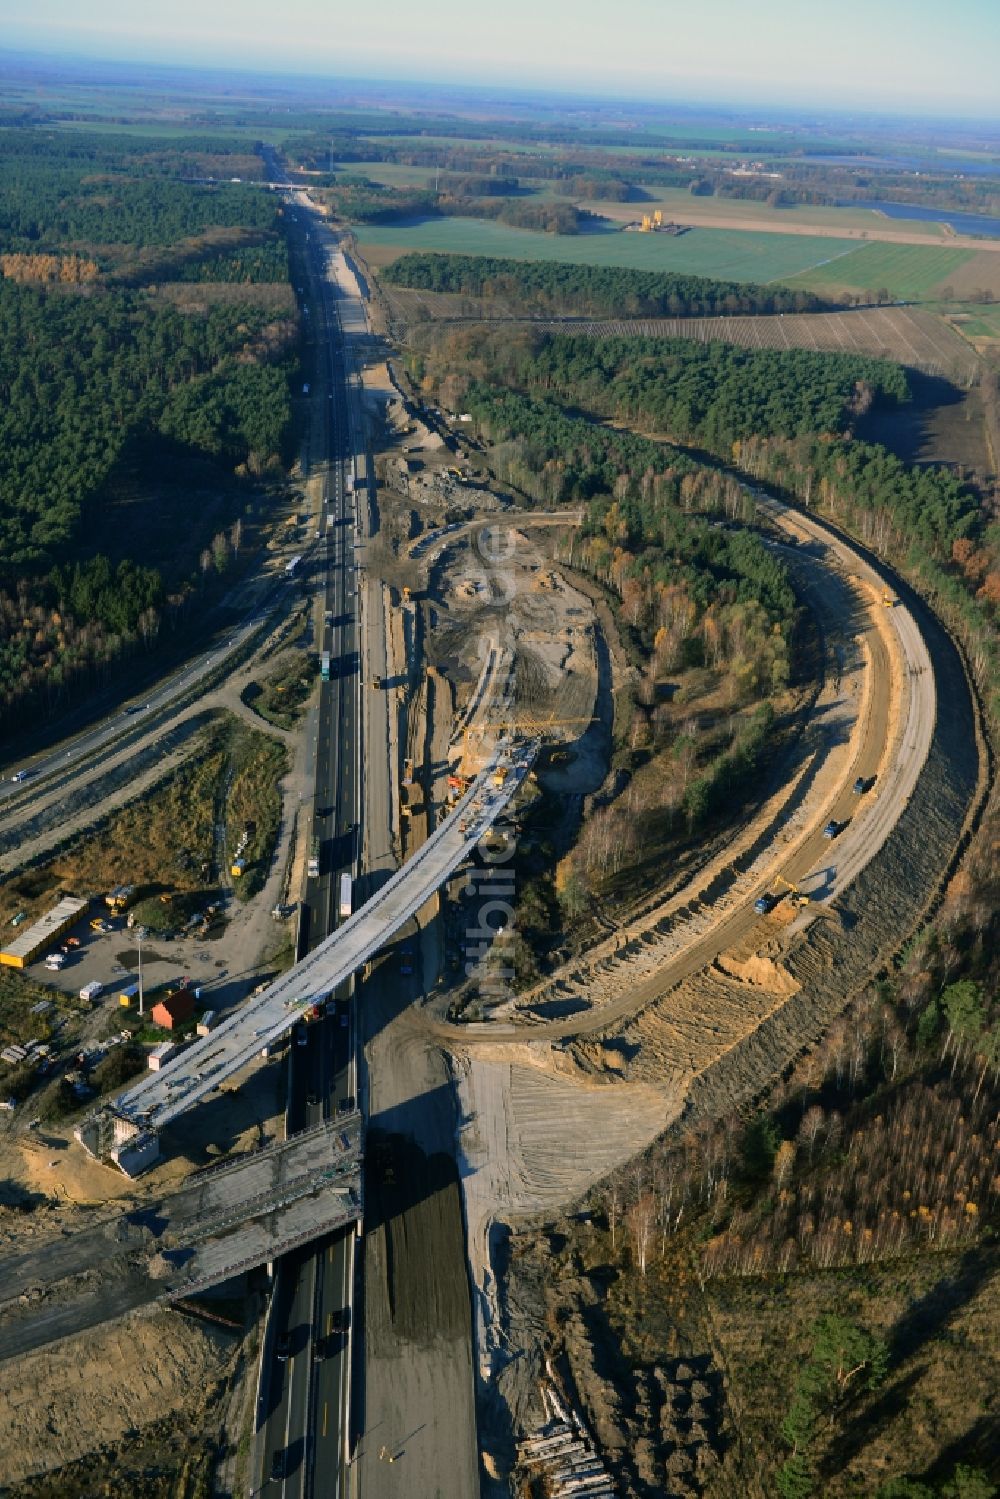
2,0,999,119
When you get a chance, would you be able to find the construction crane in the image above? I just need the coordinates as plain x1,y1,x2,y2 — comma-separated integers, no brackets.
775,874,811,907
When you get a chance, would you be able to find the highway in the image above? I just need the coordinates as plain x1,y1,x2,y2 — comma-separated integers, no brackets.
258,188,361,1498
0,536,311,814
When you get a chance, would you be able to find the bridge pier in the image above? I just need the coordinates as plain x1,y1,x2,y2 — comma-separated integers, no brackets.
75,1109,161,1176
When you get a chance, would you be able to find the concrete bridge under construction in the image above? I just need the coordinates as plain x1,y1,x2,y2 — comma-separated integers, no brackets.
76,741,537,1175
0,1118,361,1361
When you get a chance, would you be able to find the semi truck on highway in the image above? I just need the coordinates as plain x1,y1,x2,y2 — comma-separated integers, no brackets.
339,873,352,921
308,835,320,880
321,650,331,681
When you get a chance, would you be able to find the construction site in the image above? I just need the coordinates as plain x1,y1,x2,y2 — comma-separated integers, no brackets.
0,170,993,1499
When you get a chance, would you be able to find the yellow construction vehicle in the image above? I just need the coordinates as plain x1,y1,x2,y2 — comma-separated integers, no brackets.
882,592,897,608
371,674,383,690
458,714,595,783
493,766,509,789
776,874,810,907
402,585,411,603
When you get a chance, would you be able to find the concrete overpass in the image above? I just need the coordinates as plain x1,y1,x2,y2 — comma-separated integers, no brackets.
0,1118,362,1360
77,741,537,1173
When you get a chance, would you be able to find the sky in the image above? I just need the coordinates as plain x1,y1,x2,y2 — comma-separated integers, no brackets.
1,0,999,117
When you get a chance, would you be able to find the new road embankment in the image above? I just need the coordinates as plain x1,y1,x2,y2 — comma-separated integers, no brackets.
426,485,982,1120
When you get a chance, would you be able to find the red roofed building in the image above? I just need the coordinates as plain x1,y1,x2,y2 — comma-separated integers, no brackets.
151,989,195,1031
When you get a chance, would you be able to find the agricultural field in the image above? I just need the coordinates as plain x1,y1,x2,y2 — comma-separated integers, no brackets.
546,306,980,381
354,218,857,283
594,187,949,237
946,304,1000,346
339,160,439,188
936,248,1000,301
783,239,976,300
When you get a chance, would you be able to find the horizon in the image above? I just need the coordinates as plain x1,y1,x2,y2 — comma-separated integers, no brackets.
1,0,999,119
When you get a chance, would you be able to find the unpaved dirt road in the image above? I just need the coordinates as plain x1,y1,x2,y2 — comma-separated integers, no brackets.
429,488,937,1051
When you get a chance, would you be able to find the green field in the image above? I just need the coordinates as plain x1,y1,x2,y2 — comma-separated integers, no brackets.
342,161,437,187
614,187,948,237
353,217,857,283
947,306,1000,339
784,239,975,299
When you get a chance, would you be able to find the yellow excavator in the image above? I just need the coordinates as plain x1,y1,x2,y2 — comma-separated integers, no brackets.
776,874,811,908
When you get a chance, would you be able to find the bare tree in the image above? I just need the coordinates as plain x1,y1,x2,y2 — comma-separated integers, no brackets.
626,1192,658,1277
773,1140,796,1191
799,1105,825,1161
606,1182,622,1253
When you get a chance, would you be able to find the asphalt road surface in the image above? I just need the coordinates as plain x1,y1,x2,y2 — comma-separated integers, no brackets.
258,193,360,1499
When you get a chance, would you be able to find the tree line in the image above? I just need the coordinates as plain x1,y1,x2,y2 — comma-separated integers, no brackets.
385,250,830,316
322,178,582,234
173,238,289,283
0,164,276,253
441,326,908,445
0,281,292,566
0,280,295,719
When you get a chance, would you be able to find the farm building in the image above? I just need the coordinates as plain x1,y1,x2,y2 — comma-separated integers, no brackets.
0,896,89,969
150,989,195,1031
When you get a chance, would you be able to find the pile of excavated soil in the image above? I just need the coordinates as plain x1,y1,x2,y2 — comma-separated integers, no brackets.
0,1307,233,1484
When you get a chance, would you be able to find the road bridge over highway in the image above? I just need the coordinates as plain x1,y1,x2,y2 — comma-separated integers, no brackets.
0,1118,362,1360
76,741,537,1174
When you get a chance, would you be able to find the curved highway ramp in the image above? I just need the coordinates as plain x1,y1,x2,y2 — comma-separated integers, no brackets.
76,742,537,1174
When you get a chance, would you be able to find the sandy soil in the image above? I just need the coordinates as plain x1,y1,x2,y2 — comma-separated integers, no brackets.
454,1052,679,1381
0,1306,234,1484
431,525,601,787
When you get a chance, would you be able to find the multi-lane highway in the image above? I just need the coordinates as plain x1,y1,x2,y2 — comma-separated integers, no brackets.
258,191,361,1498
